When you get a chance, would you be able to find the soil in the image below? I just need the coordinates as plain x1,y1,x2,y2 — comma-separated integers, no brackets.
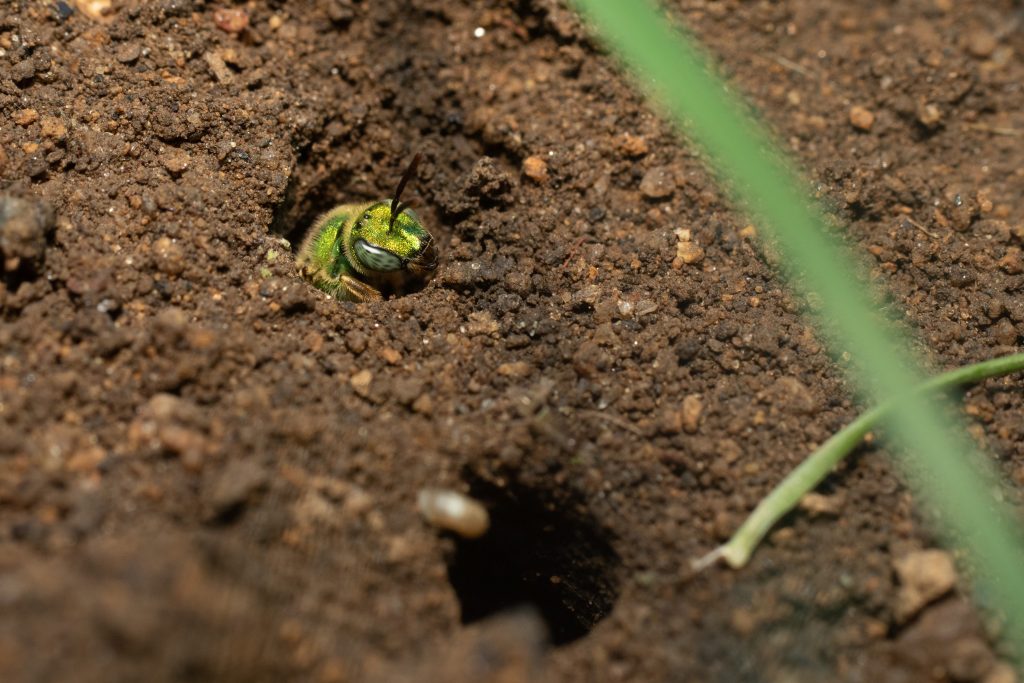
2,1,1024,681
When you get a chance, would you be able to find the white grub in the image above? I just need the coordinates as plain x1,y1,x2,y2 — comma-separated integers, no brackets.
417,489,490,539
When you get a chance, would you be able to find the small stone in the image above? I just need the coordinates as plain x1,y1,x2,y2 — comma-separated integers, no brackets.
947,636,995,682
768,376,817,414
619,133,649,157
66,446,106,473
206,460,267,519
893,549,957,622
153,236,186,276
73,0,113,21
204,52,233,83
161,148,190,175
917,102,943,129
681,394,703,434
966,30,997,59
114,43,141,64
213,7,249,33
673,241,705,267
14,109,39,126
11,57,40,84
989,318,1017,346
497,361,532,378
39,116,67,140
411,393,433,415
849,105,875,131
350,369,373,398
799,492,844,517
345,330,368,354
377,347,402,365
521,155,548,183
639,166,676,199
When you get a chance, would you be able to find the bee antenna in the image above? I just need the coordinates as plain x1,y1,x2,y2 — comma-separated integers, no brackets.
389,152,422,230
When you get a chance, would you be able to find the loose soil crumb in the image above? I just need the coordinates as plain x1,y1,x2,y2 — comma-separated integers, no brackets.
2,0,1024,681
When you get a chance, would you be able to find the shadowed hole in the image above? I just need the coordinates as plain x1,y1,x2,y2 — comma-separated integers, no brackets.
445,478,621,646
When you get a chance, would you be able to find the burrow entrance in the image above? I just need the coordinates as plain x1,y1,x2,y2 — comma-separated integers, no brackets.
444,478,621,646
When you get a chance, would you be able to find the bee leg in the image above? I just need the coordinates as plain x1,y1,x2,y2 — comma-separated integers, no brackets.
340,275,384,303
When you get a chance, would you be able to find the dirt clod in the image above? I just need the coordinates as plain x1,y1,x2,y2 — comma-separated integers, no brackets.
14,109,39,127
521,156,549,184
161,149,191,176
849,105,875,131
893,549,957,622
0,195,56,274
966,30,997,59
639,166,676,199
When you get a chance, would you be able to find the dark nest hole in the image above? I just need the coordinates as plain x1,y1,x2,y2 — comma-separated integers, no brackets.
445,477,621,646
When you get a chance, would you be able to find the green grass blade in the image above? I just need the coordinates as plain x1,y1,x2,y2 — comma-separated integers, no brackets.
568,0,1024,648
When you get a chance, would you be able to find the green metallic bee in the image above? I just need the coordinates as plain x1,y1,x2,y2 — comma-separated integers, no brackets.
297,154,437,302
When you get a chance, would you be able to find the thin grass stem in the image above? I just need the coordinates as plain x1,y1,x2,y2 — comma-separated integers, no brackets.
693,353,1024,571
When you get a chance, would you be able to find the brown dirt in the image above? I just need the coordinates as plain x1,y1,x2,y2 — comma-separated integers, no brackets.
2,1,1024,681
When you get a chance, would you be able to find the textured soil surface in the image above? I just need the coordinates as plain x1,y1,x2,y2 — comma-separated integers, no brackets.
2,1,1024,681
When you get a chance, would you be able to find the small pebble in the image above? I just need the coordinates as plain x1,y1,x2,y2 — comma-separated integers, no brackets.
114,43,141,64
893,548,957,622
798,492,844,517
153,236,186,276
207,460,267,519
73,0,113,20
213,7,249,33
619,133,649,157
497,361,532,378
989,318,1017,346
521,155,548,183
640,166,676,199
377,347,402,365
966,29,997,59
681,394,703,434
674,241,704,267
917,102,943,129
417,489,490,538
204,52,233,83
947,636,996,682
350,369,373,398
849,105,875,131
